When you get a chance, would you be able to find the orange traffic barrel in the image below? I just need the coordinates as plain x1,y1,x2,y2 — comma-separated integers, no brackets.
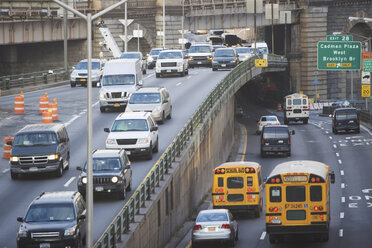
49,100,58,121
42,109,53,123
3,136,14,159
277,103,282,112
39,92,49,113
14,94,24,114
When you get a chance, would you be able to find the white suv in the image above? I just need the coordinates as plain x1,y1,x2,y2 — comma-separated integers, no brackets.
126,87,172,124
104,112,159,160
156,50,188,77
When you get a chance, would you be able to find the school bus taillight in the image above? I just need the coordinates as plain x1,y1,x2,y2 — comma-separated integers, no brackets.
313,206,323,211
245,168,255,173
215,168,225,174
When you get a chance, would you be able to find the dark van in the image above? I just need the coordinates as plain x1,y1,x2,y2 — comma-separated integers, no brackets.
8,123,70,179
332,107,360,134
260,125,295,157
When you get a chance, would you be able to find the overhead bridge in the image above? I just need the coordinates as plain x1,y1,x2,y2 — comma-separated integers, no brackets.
93,54,287,248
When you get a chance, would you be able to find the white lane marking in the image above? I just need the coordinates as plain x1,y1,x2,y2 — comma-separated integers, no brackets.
93,101,99,107
329,136,333,140
336,152,340,157
340,212,344,219
64,177,76,187
361,125,372,136
6,116,14,120
144,73,155,80
341,183,345,189
333,144,337,149
187,76,191,79
260,231,266,240
176,82,182,86
2,169,9,173
341,197,345,203
338,159,342,165
340,170,344,176
65,115,80,127
325,130,328,133
339,229,343,237
321,127,324,130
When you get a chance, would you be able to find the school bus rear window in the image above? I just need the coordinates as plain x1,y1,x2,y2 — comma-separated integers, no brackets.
310,186,322,202
270,186,281,202
218,177,223,187
227,177,243,189
286,186,305,202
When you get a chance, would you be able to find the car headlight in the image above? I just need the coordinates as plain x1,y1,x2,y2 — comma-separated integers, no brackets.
111,176,119,183
81,177,87,184
156,62,161,67
106,139,116,145
99,93,106,100
70,75,76,80
207,56,213,60
188,57,194,61
64,226,77,236
177,62,183,67
47,154,59,160
10,156,19,162
137,138,149,144
17,225,28,238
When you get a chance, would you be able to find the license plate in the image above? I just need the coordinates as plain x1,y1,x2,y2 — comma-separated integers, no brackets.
221,64,226,67
348,120,354,123
40,243,50,248
80,78,87,82
114,103,120,107
29,167,38,172
272,219,281,224
167,69,171,72
95,186,104,192
126,151,131,155
278,140,284,143
208,227,216,231
197,62,202,64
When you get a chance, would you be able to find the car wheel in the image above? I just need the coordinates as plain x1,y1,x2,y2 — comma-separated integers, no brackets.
10,171,18,180
333,128,338,134
284,119,289,125
55,163,63,177
160,111,165,124
303,118,308,124
256,130,260,135
167,107,172,119
147,144,153,160
356,128,360,134
189,65,194,69
126,178,132,191
287,151,291,157
186,69,189,75
260,150,266,158
100,107,105,113
212,68,217,71
118,184,126,200
229,235,236,247
153,138,159,153
71,83,76,88
180,70,185,77
156,73,160,78
77,235,83,248
192,242,199,248
64,158,70,170
235,229,239,241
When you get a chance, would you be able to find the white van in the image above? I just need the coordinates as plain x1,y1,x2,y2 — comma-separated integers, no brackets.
283,93,309,124
250,42,269,55
99,59,143,113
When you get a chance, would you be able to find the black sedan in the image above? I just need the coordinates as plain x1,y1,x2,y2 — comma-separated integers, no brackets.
212,48,239,71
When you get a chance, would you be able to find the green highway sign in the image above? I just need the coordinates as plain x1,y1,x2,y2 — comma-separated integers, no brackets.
363,59,372,72
317,41,361,70
326,35,353,42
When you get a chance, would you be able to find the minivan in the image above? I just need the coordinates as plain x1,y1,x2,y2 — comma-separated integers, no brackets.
99,59,143,112
332,107,360,134
9,123,70,179
260,125,295,157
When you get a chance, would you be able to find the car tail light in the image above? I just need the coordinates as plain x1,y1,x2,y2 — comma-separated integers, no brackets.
334,120,338,125
193,225,202,230
261,139,264,145
356,119,359,124
287,107,292,110
288,139,290,144
221,224,231,229
259,123,263,126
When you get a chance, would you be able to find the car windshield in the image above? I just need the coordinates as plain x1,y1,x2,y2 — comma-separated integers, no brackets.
129,93,161,104
25,204,75,222
13,132,57,147
189,46,212,53
215,49,235,57
84,158,122,172
102,74,135,86
235,47,250,54
111,119,149,132
120,53,141,59
261,117,277,122
336,110,358,120
75,61,100,70
196,212,228,222
263,127,289,139
257,47,268,54
158,52,182,59
150,49,162,55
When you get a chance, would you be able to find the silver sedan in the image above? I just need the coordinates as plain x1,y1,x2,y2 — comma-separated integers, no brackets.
192,209,238,247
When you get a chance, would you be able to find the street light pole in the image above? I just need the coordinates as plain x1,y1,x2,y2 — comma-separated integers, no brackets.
271,1,274,54
52,1,128,247
163,0,166,48
63,0,68,73
125,1,128,52
254,0,257,55
182,0,185,50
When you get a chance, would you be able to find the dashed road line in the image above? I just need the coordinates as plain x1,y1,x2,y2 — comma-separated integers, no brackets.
65,115,80,127
340,212,344,219
339,229,344,237
93,101,99,107
341,197,345,203
64,177,76,187
338,159,342,165
341,183,345,189
144,73,155,80
186,76,191,79
333,144,337,149
260,231,267,240
361,125,372,136
325,130,328,133
2,169,9,173
340,170,344,176
329,136,333,140
176,82,182,86
336,152,340,157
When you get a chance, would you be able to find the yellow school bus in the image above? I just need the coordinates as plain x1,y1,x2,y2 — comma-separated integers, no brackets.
212,162,263,217
265,160,335,243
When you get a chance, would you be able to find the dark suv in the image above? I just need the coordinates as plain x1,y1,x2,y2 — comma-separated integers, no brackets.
16,191,86,248
260,125,295,157
77,149,132,200
332,108,360,134
9,123,70,179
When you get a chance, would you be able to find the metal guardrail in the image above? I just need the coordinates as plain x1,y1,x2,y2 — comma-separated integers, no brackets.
93,54,287,248
0,68,70,91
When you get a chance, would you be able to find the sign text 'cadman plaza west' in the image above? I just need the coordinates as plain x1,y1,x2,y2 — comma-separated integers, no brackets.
317,41,362,70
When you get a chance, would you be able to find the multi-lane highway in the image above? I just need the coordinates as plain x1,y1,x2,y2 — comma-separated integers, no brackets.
0,68,230,247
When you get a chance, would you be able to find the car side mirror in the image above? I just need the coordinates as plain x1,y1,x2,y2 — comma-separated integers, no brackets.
96,82,101,87
151,126,158,132
6,140,13,146
17,217,24,222
76,166,82,171
163,99,168,103
78,214,86,221
291,130,295,135
104,128,110,133
72,66,75,70
330,171,335,184
138,80,143,86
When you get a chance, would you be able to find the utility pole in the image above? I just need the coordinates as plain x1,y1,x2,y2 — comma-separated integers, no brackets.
63,0,68,73
125,1,128,52
163,0,166,48
271,0,274,54
182,0,185,50
254,0,256,55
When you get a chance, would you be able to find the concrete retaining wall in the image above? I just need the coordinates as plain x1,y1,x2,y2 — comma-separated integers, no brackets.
120,92,236,248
